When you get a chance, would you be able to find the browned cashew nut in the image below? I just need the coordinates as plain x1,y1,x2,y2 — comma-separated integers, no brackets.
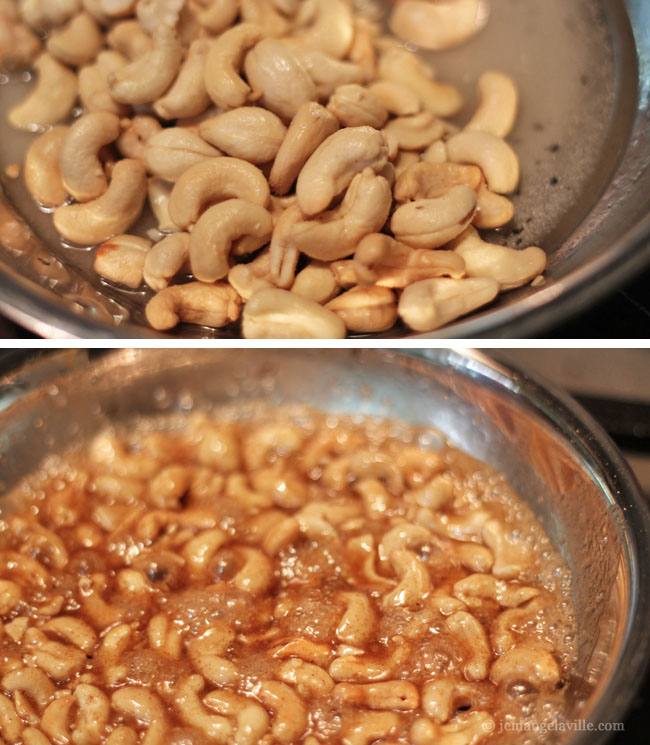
145,282,242,331
189,199,273,282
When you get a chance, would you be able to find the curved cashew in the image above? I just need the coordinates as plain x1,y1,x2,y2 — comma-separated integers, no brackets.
292,0,354,59
144,128,221,183
446,611,491,681
240,0,290,37
59,112,121,202
53,158,147,245
466,71,518,138
188,622,238,685
181,527,229,577
382,549,431,608
255,681,308,745
335,591,376,646
269,203,303,288
105,727,138,745
406,474,455,510
144,232,190,291
193,0,239,34
322,449,404,492
410,711,494,745
270,102,339,196
446,131,519,194
24,126,69,208
390,0,488,51
244,38,317,122
168,157,270,229
0,12,41,73
0,579,22,614
473,182,514,228
282,43,363,102
378,47,462,118
335,681,419,711
378,524,431,564
276,658,335,698
383,111,445,151
394,161,482,202
8,53,77,131
46,11,103,66
449,226,546,290
242,287,346,339
19,0,81,30
1,668,56,709
481,518,533,579
345,534,395,589
145,281,241,331
347,17,378,83
118,115,163,162
154,38,212,120
271,638,333,667
295,499,361,538
228,248,275,301
0,692,23,744
174,676,232,743
189,199,272,282
342,711,401,745
291,260,339,304
390,185,477,249
41,616,97,653
490,647,561,691
203,689,270,745
368,80,420,116
325,286,397,333
353,233,465,287
204,22,264,110
200,107,287,164
106,19,154,59
422,679,485,723
296,126,388,216
78,50,129,116
327,84,388,129
452,573,539,609
72,684,110,745
230,545,275,595
492,596,545,654
108,25,183,105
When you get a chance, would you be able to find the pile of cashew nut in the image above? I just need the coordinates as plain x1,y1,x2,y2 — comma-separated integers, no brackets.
2,0,546,337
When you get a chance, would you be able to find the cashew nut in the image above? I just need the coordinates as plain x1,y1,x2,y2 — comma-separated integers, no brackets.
490,647,561,692
452,573,539,609
284,41,364,99
24,126,69,208
117,115,162,162
242,287,346,338
335,681,419,712
422,679,485,723
9,53,78,131
0,11,41,72
228,248,275,300
147,178,178,233
398,277,499,332
154,38,212,120
53,158,147,245
187,622,238,685
326,286,397,333
446,131,519,194
473,182,515,228
327,84,388,129
240,0,290,37
46,11,103,67
394,161,482,202
291,261,338,304
106,19,154,59
296,126,389,216
78,50,129,116
203,689,270,745
347,17,378,83
446,611,491,680
199,107,287,164
368,80,420,116
335,591,376,646
269,203,304,288
192,0,239,34
59,112,121,202
276,659,335,699
255,681,308,745
19,0,81,29
292,0,354,59
383,111,445,151
382,549,431,608
390,0,488,51
466,71,518,138
144,127,221,183
145,281,242,330
94,233,151,288
481,518,533,579
342,711,401,745
168,157,270,229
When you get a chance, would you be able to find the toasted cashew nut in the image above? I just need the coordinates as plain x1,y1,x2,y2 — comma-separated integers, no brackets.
144,232,190,290
72,684,110,745
144,128,221,183
154,38,212,120
46,11,103,66
269,102,339,195
296,126,388,216
193,0,239,33
54,159,147,245
60,112,121,202
390,0,488,51
188,622,238,685
368,81,420,116
446,131,519,194
327,84,388,129
422,139,448,164
492,597,545,654
244,39,317,122
94,233,151,288
326,286,397,333
24,126,69,207
446,611,491,680
291,261,338,304
398,277,499,332
481,519,532,579
203,689,270,745
394,161,482,202
422,679,484,723
168,157,270,229
174,676,232,743
0,579,22,614
453,573,539,609
383,112,445,151
335,681,419,711
189,199,272,282
410,711,494,745
204,23,264,110
108,25,182,104
9,53,78,131
390,185,477,249
293,0,354,59
354,233,465,287
473,182,514,228
243,287,346,338
382,549,431,608
449,226,546,290
490,647,561,691
0,694,24,745
256,681,308,745
105,727,138,745
145,282,241,331
230,546,275,594
343,711,401,745
79,50,128,116
290,169,392,261
377,524,431,564
335,591,376,646
112,687,168,745
2,668,56,709
276,658,335,698
378,48,462,118
466,71,518,138
200,107,287,164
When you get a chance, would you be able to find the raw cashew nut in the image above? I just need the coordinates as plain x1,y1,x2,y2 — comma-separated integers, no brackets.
228,248,275,300
296,126,389,216
78,50,129,116
446,611,491,680
46,11,103,67
0,12,41,72
240,0,290,37
117,115,163,162
327,84,388,129
144,128,221,183
147,178,177,233
144,232,190,291
200,107,287,164
24,126,69,207
383,111,445,151
60,112,121,202
368,81,420,116
145,281,242,331
106,19,153,59
269,203,304,289
446,131,519,194
108,25,183,104
242,288,346,339
53,159,147,245
291,261,339,304
168,157,270,229
94,233,151,288
269,102,339,196
283,42,363,100
8,53,78,131
193,0,239,34
466,71,518,138
19,0,82,30
204,22,264,110
449,226,547,290
490,647,561,691
292,0,354,59
390,185,477,249
398,277,499,332
473,182,515,228
326,286,397,333
189,199,273,282
390,0,488,51
154,38,212,120
394,161,482,202
244,38,317,122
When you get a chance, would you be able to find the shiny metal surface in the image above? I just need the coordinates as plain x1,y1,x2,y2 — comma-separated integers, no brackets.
0,0,648,338
0,348,648,740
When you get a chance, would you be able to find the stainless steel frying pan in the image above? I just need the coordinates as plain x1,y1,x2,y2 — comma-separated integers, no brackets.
0,0,648,338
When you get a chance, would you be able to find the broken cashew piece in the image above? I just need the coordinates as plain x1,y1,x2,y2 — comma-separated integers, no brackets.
465,71,518,138
389,0,488,51
446,131,519,194
94,233,151,288
145,282,242,331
